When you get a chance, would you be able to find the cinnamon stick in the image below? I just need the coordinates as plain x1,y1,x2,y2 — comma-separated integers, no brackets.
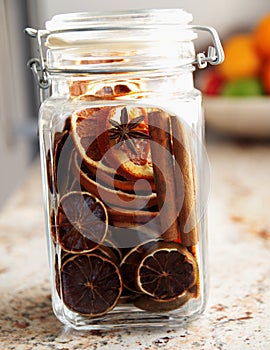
170,115,198,246
148,111,179,241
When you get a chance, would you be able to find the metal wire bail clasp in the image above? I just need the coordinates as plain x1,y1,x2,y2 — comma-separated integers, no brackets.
25,27,51,90
191,25,225,69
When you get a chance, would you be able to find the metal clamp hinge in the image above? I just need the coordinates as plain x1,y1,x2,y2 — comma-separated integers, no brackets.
25,28,51,90
27,58,50,89
191,25,224,69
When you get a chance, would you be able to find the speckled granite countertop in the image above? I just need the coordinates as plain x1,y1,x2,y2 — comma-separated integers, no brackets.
0,139,270,350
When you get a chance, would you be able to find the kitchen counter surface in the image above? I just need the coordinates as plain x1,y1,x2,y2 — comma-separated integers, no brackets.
0,139,270,350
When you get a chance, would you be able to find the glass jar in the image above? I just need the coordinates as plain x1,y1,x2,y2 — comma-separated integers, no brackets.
26,9,223,330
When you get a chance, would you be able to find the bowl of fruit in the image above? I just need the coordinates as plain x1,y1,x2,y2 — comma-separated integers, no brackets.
200,14,270,138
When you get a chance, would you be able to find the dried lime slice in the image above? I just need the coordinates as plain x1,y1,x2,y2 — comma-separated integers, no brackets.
61,254,122,317
136,242,198,301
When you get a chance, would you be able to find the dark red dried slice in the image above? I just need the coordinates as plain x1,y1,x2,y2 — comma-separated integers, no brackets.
136,242,198,301
61,254,122,317
56,191,108,253
120,240,158,292
134,290,192,312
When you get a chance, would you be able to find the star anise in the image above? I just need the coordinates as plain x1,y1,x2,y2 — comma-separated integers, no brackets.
108,107,149,155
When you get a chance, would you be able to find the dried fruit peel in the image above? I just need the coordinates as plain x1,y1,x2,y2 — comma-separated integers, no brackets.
136,242,198,301
61,254,122,317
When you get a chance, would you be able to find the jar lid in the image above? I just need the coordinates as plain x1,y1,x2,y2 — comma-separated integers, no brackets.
46,9,193,31
25,10,224,88
45,9,197,48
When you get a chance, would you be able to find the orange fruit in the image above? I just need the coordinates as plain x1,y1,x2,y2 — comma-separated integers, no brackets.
253,13,270,58
218,34,261,81
262,59,270,94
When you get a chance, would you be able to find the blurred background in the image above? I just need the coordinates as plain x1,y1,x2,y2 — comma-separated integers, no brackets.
1,0,270,207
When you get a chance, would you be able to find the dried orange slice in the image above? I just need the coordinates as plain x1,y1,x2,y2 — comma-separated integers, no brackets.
46,117,77,195
71,107,147,181
61,254,122,317
50,209,56,243
120,240,158,292
71,107,114,177
134,290,192,312
103,234,123,263
107,206,158,226
55,245,118,297
136,242,198,301
71,107,103,162
92,245,119,264
56,191,108,253
83,159,156,193
46,150,53,194
46,130,68,194
71,106,155,189
96,106,153,181
69,80,142,100
71,150,157,210
52,128,75,195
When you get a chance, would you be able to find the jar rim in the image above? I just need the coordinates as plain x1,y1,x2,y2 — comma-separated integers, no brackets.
45,9,194,32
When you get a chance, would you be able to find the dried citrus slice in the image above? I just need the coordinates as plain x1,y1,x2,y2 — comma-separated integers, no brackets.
136,242,198,301
55,245,118,297
83,159,156,193
92,245,119,264
103,234,123,263
46,130,68,194
71,107,103,162
134,290,192,312
69,79,142,100
46,150,53,194
107,206,158,225
61,254,122,317
118,287,138,305
50,209,56,243
71,107,154,191
53,128,76,195
71,150,157,210
96,106,153,181
120,240,158,292
56,191,108,253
